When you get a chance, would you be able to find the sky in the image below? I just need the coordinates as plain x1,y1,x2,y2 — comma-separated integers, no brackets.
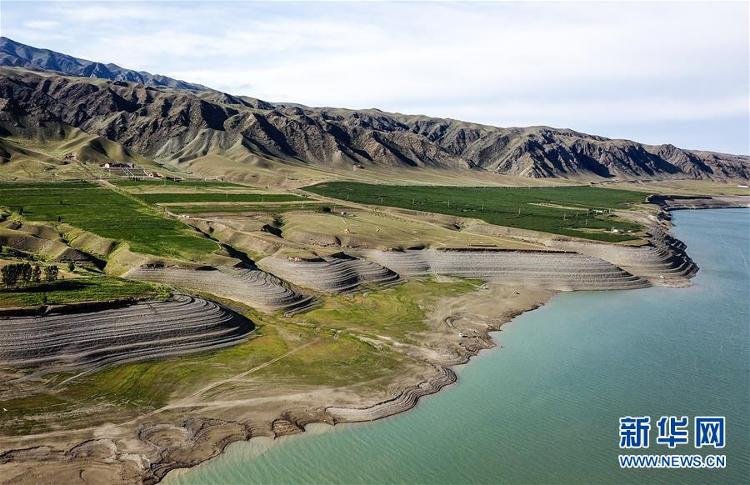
2,1,748,154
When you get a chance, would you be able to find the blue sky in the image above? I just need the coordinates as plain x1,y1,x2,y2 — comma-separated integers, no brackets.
2,1,748,154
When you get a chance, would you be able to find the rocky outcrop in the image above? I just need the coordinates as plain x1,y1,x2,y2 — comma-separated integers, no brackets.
1,63,747,180
0,295,252,374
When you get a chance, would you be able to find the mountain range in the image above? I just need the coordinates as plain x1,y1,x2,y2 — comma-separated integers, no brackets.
1,36,748,180
0,37,207,92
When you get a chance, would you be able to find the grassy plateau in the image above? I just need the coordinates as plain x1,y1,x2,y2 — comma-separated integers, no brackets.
0,182,217,259
304,182,647,242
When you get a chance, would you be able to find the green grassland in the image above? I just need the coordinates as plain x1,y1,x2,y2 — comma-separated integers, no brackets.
253,332,404,386
166,202,329,215
0,182,217,259
300,278,478,341
0,276,168,308
304,182,647,242
140,192,307,204
111,179,244,188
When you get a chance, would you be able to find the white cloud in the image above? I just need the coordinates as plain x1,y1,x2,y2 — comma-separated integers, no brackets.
52,4,174,22
23,20,61,30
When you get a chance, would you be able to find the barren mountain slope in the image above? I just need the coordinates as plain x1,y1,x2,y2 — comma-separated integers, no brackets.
1,66,747,180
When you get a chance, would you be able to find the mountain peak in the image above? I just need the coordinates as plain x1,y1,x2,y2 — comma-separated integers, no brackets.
0,36,208,92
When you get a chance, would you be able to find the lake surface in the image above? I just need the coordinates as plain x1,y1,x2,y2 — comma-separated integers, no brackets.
171,209,749,484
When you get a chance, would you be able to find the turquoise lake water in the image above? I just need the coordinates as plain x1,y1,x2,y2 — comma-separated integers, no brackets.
171,209,749,484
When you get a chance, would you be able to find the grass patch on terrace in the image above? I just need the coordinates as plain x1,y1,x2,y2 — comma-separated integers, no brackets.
254,333,404,386
0,324,291,434
140,192,307,204
0,182,217,259
0,276,169,308
304,182,647,242
73,324,290,408
300,278,478,341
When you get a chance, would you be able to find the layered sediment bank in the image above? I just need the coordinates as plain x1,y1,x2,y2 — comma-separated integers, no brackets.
126,266,316,314
0,295,252,375
362,248,649,290
327,367,457,422
548,225,698,287
259,253,400,293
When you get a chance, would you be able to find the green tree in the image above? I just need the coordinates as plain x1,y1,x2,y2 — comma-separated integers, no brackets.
44,265,59,283
18,263,32,287
1,264,18,287
67,261,75,272
0,263,34,287
32,265,42,284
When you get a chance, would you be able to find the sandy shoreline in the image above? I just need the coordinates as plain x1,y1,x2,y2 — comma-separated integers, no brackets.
1,199,748,484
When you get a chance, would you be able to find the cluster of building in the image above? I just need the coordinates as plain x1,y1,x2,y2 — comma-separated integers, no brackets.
101,161,155,178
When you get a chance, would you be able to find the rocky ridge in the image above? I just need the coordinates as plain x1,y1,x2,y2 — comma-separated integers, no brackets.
0,37,207,92
1,63,747,180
